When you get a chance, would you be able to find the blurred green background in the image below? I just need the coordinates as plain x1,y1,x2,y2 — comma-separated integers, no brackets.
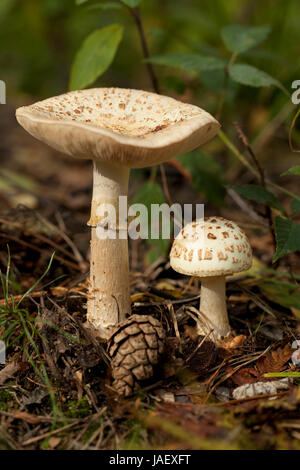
1,0,299,114
1,0,300,266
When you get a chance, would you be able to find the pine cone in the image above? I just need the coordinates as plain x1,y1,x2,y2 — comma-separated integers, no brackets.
107,314,165,397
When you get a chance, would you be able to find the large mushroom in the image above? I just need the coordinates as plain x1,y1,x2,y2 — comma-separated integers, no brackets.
170,217,252,341
16,87,220,339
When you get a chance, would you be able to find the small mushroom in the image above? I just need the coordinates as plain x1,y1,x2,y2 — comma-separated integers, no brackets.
170,217,252,341
16,88,220,339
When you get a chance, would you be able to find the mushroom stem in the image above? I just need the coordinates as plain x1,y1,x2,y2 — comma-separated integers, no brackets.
198,276,231,340
87,160,131,338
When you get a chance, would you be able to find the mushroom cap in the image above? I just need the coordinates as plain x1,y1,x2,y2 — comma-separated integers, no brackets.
16,88,220,168
170,217,252,277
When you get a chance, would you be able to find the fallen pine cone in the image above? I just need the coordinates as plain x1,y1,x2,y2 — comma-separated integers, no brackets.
107,314,165,397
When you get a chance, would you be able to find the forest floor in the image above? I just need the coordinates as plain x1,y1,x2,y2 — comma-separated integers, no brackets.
0,102,300,450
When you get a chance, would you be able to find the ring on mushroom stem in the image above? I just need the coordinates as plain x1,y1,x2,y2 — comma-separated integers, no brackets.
16,87,220,339
170,217,253,342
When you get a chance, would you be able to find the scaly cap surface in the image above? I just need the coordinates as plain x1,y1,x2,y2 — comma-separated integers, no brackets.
170,217,252,277
16,87,220,167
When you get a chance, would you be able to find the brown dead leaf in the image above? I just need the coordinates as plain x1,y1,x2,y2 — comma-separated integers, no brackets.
48,437,61,449
0,361,20,385
230,344,293,386
224,335,247,350
13,411,45,425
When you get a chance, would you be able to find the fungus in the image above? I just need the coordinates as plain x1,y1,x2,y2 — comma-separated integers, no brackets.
170,217,252,341
16,87,220,338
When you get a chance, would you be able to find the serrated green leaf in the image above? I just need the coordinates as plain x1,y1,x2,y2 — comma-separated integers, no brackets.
178,152,226,206
146,53,225,74
221,24,271,54
281,165,300,176
70,24,123,90
230,184,284,211
291,199,300,214
273,216,300,262
121,0,143,7
229,64,283,90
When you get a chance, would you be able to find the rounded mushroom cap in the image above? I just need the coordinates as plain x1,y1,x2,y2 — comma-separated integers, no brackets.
170,217,252,277
16,88,220,168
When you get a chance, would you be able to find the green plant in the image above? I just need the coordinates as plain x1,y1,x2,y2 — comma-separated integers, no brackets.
0,247,62,424
68,0,300,265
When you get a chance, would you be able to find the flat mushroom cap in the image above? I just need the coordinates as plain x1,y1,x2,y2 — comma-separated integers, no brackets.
16,88,220,168
170,217,252,277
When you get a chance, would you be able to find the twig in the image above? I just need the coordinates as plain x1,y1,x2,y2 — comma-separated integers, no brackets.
167,302,182,354
0,231,82,272
234,122,276,250
219,129,300,202
160,163,173,206
127,6,160,94
21,421,81,447
227,188,268,226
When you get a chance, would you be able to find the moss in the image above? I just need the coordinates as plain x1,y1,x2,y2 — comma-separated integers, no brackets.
64,397,92,419
0,390,12,410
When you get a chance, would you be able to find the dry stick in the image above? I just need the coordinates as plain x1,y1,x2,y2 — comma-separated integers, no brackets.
288,107,300,153
0,232,81,272
0,216,83,268
160,162,173,206
233,122,276,251
21,421,81,447
128,6,160,94
219,129,300,203
35,212,87,270
227,188,268,226
204,345,272,403
253,101,294,152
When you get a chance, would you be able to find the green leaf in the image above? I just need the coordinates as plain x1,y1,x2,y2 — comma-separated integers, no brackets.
70,24,123,91
86,2,122,11
121,0,143,7
162,75,187,95
146,53,225,74
291,199,300,214
229,64,283,90
259,278,300,310
178,152,226,206
132,181,169,262
221,24,271,54
75,0,88,4
273,216,300,262
230,184,284,211
281,165,300,176
133,181,165,208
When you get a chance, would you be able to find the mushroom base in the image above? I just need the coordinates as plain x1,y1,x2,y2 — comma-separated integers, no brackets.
87,229,131,338
197,276,231,341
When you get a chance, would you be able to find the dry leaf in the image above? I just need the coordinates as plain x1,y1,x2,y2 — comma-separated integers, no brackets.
230,344,293,385
13,411,44,424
